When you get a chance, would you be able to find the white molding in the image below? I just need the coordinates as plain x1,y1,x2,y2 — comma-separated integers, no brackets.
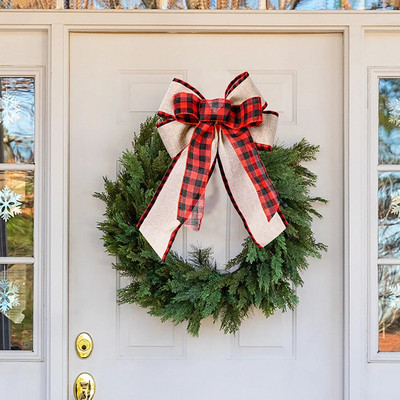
45,23,69,400
377,259,400,265
0,66,45,362
0,257,34,264
0,11,399,31
0,164,35,171
368,66,380,364
229,309,296,360
378,164,400,172
345,23,367,400
342,24,351,400
367,67,400,363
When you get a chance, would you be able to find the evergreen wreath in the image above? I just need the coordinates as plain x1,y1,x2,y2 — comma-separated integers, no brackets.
95,115,327,336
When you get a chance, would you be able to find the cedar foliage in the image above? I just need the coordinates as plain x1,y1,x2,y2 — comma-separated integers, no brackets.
94,115,327,336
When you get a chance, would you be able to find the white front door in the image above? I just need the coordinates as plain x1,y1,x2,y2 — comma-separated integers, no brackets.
69,32,343,399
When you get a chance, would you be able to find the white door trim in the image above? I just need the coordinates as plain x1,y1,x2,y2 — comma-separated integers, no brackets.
0,65,45,362
2,12,395,400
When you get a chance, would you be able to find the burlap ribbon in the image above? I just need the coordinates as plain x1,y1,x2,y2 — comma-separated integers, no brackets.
138,72,287,261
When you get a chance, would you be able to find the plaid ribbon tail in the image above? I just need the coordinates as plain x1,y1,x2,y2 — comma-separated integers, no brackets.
221,126,280,222
217,128,286,248
137,147,188,261
177,122,215,231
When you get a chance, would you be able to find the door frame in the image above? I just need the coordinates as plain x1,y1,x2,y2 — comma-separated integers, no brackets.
1,11,393,399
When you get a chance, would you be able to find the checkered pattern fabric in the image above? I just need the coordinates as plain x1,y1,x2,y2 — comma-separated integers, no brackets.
172,93,264,129
177,122,215,229
173,78,205,100
173,93,202,125
171,90,280,230
199,99,231,123
221,125,280,222
226,97,263,129
137,72,287,261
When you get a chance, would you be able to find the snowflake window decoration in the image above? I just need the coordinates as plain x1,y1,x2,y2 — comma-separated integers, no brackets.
388,98,400,127
0,91,21,128
391,194,400,217
0,186,22,222
0,278,20,314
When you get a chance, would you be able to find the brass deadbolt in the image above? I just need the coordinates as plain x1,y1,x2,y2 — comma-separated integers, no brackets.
75,332,93,359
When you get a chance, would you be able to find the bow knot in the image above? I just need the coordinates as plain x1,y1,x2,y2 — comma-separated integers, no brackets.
199,98,231,124
138,72,287,261
173,92,264,129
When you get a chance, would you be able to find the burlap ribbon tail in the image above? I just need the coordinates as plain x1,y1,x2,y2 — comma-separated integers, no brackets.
137,72,287,261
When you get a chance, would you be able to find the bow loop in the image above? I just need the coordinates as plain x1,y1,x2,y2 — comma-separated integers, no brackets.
173,92,201,125
138,72,287,261
226,97,264,129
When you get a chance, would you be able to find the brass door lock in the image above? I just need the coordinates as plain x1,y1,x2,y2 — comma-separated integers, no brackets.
73,372,95,400
75,332,93,359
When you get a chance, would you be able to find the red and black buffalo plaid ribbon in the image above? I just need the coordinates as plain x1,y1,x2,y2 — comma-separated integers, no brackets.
172,92,280,231
137,72,287,261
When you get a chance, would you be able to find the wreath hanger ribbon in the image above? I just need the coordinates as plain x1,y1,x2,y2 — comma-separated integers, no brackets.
137,72,287,261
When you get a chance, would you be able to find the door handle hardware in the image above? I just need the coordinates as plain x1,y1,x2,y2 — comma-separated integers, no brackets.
75,332,93,359
73,372,95,400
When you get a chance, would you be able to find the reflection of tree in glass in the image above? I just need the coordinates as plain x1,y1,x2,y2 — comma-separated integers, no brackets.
379,265,400,335
6,172,34,257
8,265,33,350
65,0,122,8
379,79,400,164
378,173,400,258
2,0,400,8
0,78,34,164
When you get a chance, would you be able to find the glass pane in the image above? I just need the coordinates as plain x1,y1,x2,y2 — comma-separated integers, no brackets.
0,264,33,351
0,171,34,257
379,78,400,164
64,0,400,8
379,264,400,352
0,77,34,163
0,0,56,7
1,0,400,8
378,172,400,258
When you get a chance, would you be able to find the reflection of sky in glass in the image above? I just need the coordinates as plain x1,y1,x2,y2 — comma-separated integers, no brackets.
3,0,400,8
0,78,34,164
379,265,400,352
379,172,400,258
75,0,400,8
379,78,400,165
108,0,260,8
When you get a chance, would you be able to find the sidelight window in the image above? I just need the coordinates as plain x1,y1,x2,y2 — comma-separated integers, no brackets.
374,75,400,355
0,76,36,353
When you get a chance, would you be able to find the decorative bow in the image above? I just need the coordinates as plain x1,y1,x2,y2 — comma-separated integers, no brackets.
138,72,287,261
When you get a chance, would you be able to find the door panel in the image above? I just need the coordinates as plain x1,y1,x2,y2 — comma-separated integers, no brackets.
70,32,343,399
